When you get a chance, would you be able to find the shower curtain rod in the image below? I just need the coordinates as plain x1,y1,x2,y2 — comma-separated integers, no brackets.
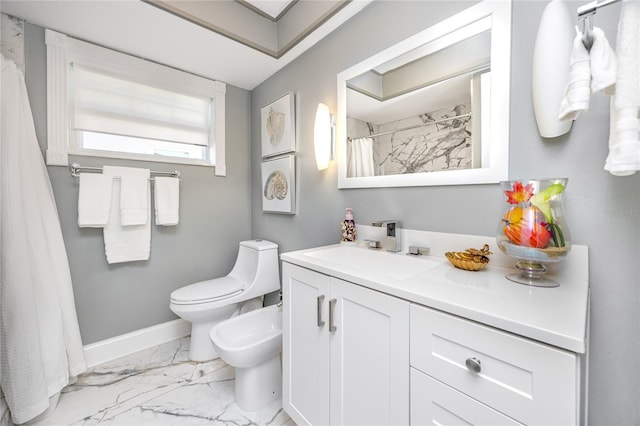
350,112,471,140
69,162,181,179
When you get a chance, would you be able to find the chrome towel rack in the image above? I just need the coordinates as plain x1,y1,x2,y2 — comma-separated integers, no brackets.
577,0,620,18
577,0,621,49
69,162,180,179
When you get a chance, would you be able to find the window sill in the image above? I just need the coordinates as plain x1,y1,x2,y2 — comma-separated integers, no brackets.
67,148,216,169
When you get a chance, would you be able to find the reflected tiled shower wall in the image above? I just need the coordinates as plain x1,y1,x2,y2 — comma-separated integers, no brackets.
347,102,473,176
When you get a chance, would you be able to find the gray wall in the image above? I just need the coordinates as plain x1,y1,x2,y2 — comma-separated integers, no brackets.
17,1,640,423
251,1,640,424
24,23,253,344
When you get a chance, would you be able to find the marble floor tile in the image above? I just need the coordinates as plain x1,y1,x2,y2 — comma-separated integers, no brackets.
27,337,291,426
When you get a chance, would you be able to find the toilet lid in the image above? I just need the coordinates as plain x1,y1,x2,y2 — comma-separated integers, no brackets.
170,276,244,305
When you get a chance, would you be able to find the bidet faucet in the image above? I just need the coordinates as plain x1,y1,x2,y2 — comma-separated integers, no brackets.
371,220,403,252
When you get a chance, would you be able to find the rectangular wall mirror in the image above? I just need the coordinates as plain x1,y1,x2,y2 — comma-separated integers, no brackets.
337,1,511,188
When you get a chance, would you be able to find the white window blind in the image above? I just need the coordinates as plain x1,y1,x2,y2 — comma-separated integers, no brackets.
45,29,227,175
72,65,212,147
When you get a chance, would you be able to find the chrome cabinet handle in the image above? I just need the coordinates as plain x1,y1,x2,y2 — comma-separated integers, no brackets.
317,295,325,327
465,357,482,374
329,298,337,332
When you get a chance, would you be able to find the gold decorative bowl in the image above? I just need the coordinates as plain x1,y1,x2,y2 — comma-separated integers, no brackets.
445,244,492,271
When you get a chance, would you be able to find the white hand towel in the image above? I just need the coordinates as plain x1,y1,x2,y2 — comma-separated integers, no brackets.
120,168,150,226
590,27,617,95
154,177,180,226
604,0,640,176
558,32,591,121
77,173,113,228
102,166,151,264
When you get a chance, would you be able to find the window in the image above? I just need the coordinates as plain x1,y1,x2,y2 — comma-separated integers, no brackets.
45,29,226,175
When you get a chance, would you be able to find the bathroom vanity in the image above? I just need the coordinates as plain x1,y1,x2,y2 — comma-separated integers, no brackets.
281,237,589,425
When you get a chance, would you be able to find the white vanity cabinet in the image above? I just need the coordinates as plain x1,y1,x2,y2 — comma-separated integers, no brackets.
281,241,589,426
282,262,410,426
410,304,581,425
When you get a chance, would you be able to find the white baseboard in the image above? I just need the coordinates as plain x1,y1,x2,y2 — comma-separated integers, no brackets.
83,319,191,368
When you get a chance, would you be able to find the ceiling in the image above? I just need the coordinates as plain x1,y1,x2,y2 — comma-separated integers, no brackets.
242,0,296,20
0,0,371,90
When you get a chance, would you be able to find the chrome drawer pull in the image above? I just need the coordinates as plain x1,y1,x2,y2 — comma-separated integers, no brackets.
317,295,325,327
329,298,337,332
465,357,482,373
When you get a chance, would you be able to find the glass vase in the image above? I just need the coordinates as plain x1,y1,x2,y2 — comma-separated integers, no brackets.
496,178,571,287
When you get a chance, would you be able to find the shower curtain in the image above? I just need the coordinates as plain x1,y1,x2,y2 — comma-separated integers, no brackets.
0,55,86,424
347,137,375,177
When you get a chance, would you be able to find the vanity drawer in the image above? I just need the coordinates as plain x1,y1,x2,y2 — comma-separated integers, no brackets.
410,304,578,425
411,368,522,426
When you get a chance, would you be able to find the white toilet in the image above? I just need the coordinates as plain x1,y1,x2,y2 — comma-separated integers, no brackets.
169,240,279,361
209,304,283,411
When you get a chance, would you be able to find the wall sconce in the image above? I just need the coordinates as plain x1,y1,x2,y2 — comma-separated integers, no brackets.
314,103,335,170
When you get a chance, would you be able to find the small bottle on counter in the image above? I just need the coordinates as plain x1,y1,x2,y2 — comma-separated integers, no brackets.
341,208,357,243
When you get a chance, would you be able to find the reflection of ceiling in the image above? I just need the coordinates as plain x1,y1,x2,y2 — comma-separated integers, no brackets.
348,30,491,102
348,72,473,124
346,18,491,125
0,0,371,90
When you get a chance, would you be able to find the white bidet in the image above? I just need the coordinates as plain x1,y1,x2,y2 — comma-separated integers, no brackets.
209,304,282,411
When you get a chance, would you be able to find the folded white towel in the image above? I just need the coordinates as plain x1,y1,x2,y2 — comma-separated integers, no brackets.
102,166,151,264
119,168,150,226
77,173,112,228
558,32,591,121
590,27,617,95
154,177,180,226
604,0,640,176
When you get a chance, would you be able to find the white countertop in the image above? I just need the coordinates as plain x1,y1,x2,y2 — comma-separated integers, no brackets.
281,239,589,354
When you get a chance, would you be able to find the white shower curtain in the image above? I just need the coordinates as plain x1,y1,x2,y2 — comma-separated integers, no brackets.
0,55,86,424
347,137,375,177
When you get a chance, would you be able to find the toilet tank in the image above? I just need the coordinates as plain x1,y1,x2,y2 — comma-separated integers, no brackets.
229,240,279,295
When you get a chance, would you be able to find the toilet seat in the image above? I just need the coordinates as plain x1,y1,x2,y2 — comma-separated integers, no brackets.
170,276,244,305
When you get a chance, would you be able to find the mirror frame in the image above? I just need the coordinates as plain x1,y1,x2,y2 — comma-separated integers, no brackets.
337,1,511,188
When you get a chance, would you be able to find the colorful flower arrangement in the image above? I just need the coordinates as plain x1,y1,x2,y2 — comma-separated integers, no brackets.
500,181,566,249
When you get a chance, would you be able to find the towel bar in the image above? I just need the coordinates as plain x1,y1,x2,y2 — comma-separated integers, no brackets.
69,162,180,179
577,0,620,50
577,0,620,18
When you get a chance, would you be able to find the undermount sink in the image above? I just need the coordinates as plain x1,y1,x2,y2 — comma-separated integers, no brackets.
304,245,441,280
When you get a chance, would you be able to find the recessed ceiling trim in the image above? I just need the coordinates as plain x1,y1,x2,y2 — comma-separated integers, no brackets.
143,0,352,59
0,0,371,90
143,0,279,57
237,0,298,22
276,1,352,58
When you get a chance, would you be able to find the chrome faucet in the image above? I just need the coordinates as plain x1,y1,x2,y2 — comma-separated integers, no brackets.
371,220,402,252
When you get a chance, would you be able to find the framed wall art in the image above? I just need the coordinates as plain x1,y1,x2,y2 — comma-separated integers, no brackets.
261,92,295,158
261,154,295,214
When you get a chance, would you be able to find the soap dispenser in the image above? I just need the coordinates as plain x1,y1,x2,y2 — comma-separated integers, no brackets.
341,208,357,243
